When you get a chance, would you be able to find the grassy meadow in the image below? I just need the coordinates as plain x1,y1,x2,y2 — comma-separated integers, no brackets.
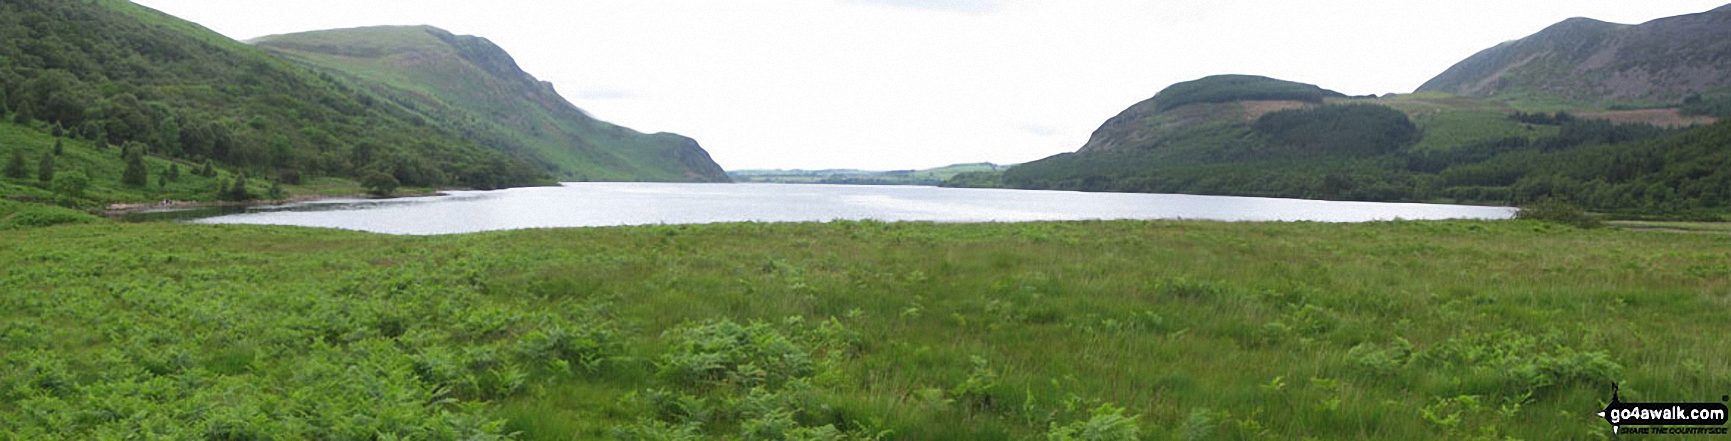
2,219,1728,440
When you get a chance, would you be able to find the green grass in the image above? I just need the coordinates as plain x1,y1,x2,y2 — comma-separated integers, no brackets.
2,219,1727,439
1609,220,1731,233
1,122,247,205
0,121,391,207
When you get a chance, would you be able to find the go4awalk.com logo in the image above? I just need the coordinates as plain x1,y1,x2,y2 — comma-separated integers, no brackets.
1598,384,1730,435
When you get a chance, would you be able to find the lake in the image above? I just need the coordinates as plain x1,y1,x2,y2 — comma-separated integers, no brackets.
191,183,1516,235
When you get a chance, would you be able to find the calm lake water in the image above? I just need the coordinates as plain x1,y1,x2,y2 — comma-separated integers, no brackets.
190,183,1516,235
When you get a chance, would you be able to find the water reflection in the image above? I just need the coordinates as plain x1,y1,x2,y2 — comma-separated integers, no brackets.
192,183,1518,235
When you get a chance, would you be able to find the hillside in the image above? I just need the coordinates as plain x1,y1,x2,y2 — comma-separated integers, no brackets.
1078,75,1346,154
254,26,729,183
1417,5,1731,109
992,74,1729,215
0,0,551,197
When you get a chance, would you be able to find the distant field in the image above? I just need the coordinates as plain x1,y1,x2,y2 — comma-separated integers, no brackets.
3,219,1726,439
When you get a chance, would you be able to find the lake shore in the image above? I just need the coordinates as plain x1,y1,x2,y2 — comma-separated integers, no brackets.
101,188,449,216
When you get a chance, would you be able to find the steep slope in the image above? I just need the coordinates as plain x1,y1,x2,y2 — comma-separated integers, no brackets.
0,0,547,192
254,26,729,183
1417,5,1731,106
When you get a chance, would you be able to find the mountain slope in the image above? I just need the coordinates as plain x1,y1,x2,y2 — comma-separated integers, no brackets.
1079,75,1346,153
0,0,548,192
254,26,729,183
996,74,1728,214
1417,5,1731,106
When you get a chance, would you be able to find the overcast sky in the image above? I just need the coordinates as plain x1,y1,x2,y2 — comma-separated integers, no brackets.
132,0,1728,171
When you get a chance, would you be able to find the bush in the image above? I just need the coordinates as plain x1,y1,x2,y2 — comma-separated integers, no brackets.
3,149,26,179
122,149,148,187
363,171,399,197
657,320,813,390
1515,198,1600,229
1049,404,1141,441
1346,338,1414,376
50,172,88,203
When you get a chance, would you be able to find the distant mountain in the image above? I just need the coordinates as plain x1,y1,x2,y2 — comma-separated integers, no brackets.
1417,5,1731,106
0,0,549,191
731,163,1008,185
254,26,728,183
995,72,1731,214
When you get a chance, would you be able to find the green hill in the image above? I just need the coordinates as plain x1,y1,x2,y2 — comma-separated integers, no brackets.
991,73,1728,215
254,26,729,183
1078,75,1347,154
0,0,552,196
0,0,727,212
1417,5,1731,109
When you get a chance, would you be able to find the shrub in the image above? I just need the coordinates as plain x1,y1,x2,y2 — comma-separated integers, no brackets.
50,172,88,203
363,171,400,197
37,151,53,183
1346,338,1414,376
610,419,703,441
657,320,814,390
227,172,252,201
1049,404,1141,441
122,148,148,187
3,149,26,179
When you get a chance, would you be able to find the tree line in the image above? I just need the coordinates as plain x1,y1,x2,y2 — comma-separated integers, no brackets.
985,107,1727,216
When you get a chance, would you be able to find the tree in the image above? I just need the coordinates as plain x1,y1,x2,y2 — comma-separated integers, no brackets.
38,152,55,183
167,163,180,181
268,181,285,200
155,117,183,156
122,148,148,187
4,150,27,179
227,172,251,201
362,171,399,197
200,160,215,177
53,139,64,156
51,171,88,204
11,102,31,125
157,174,167,188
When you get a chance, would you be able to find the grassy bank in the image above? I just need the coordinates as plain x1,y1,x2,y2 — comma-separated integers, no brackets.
2,220,1727,439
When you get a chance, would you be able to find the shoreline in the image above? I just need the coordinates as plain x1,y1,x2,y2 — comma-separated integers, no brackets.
101,189,449,216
